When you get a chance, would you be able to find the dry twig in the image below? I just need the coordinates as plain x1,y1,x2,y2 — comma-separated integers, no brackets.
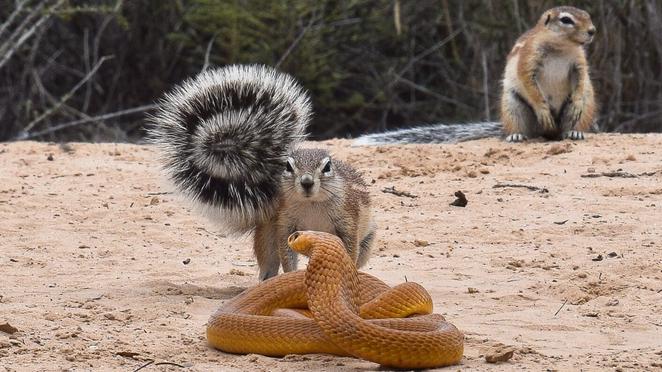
382,186,418,198
493,183,549,193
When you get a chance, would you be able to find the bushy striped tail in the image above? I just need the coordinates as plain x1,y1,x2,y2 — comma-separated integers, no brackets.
148,64,312,234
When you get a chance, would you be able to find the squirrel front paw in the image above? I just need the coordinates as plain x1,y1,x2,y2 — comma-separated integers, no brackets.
536,106,556,132
563,130,585,140
506,133,527,142
566,97,584,127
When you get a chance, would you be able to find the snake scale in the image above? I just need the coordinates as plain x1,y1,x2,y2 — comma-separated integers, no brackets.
207,231,464,369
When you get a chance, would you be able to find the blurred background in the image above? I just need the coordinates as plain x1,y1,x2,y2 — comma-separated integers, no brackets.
0,0,660,142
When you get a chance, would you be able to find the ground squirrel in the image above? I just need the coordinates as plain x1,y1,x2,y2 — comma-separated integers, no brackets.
353,6,597,146
148,64,375,280
502,6,597,142
254,147,374,279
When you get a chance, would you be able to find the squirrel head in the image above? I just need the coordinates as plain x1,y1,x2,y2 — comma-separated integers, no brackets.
539,6,595,46
281,148,340,202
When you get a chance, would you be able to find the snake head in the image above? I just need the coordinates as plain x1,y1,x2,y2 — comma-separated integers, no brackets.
288,231,344,257
287,231,313,256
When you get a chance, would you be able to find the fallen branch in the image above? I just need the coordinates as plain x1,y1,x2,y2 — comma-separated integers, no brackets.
146,191,173,196
133,360,153,372
382,186,418,198
154,362,185,368
554,299,568,316
580,171,657,178
133,360,185,372
493,183,549,193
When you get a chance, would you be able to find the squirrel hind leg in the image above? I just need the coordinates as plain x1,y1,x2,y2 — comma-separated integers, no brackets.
277,225,299,273
501,90,539,142
356,228,375,269
254,222,281,281
559,96,594,141
279,247,299,273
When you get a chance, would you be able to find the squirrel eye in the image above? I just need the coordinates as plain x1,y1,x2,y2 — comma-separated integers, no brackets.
560,16,574,25
322,161,332,173
285,161,294,173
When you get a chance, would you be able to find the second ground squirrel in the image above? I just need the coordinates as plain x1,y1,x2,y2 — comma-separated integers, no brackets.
353,6,597,146
502,6,597,142
254,148,375,280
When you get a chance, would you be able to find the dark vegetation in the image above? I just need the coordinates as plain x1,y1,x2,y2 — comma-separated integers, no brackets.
1,0,660,142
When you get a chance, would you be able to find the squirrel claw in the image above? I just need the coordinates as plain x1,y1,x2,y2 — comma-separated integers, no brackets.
537,108,556,132
563,130,585,140
506,133,527,142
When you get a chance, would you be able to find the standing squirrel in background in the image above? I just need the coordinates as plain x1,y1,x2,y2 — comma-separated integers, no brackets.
501,6,596,142
354,6,597,146
148,65,375,281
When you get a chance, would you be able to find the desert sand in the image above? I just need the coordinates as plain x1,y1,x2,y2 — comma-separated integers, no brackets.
1,133,661,371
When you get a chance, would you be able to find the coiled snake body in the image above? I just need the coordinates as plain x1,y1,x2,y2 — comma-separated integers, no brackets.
207,231,464,369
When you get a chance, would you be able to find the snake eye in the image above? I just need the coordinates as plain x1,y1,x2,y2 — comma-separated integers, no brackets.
560,16,574,25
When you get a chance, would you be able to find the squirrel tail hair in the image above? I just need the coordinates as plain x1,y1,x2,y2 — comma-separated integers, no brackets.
352,122,502,146
147,64,312,235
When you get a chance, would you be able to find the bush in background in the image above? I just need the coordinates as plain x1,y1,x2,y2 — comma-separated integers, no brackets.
0,0,660,142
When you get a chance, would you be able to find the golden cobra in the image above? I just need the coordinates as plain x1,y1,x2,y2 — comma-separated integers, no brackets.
207,231,464,369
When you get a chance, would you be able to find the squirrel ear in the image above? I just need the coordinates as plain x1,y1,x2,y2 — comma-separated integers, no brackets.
321,157,332,173
544,13,551,26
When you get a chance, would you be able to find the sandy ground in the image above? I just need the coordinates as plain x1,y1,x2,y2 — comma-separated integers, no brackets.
1,133,661,371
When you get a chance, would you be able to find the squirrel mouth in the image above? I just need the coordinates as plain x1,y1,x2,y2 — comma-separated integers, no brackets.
579,35,593,45
300,189,316,198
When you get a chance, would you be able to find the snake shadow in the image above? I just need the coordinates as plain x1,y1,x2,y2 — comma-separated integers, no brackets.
147,279,246,300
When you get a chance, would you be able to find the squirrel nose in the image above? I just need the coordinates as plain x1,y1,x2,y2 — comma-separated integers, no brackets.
300,175,314,190
587,27,596,36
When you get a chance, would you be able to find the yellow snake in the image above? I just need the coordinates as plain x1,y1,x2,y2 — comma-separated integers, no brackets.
207,231,464,369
